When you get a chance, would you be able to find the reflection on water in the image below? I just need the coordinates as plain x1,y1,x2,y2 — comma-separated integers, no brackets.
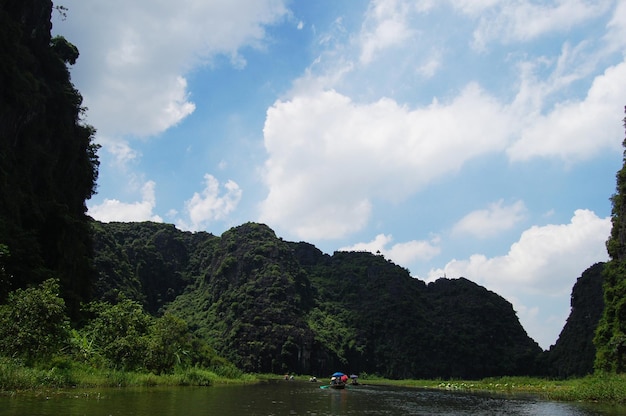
0,380,624,415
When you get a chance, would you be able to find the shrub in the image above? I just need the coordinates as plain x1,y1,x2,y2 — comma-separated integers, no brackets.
0,279,70,364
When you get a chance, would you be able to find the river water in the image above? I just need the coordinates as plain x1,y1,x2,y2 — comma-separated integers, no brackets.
1,380,625,415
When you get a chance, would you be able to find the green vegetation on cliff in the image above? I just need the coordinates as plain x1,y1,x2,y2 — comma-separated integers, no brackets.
168,223,315,374
596,111,626,373
91,221,545,379
85,218,609,380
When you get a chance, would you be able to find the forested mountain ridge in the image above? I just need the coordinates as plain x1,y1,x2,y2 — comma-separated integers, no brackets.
92,220,561,379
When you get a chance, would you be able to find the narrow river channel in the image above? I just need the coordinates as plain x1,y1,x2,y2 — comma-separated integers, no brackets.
1,380,625,415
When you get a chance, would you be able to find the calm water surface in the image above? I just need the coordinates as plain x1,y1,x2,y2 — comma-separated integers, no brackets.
1,380,625,415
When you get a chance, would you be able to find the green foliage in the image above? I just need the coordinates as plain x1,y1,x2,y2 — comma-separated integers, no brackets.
71,297,230,374
306,308,357,364
145,314,193,373
595,111,626,373
168,223,315,375
51,36,79,65
0,279,70,363
79,298,152,371
91,221,210,314
94,222,548,379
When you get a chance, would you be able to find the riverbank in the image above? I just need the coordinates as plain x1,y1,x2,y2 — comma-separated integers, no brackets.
361,374,626,403
0,358,260,395
4,358,626,405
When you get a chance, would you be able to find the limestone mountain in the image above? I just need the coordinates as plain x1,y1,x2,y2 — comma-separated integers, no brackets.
93,221,544,378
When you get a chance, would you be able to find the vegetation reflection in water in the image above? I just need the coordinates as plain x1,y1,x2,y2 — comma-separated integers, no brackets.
2,381,625,416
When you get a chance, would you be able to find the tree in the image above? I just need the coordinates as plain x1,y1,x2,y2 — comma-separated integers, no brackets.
0,279,70,363
80,298,152,371
145,314,194,373
595,108,626,372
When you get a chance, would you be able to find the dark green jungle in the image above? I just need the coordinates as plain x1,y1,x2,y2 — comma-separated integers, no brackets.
0,0,624,385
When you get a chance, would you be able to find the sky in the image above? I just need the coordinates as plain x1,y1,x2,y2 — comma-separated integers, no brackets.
52,0,626,350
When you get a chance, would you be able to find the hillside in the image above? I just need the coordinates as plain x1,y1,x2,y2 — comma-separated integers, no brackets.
93,221,551,379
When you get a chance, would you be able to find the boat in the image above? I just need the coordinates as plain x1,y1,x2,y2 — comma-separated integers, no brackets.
327,371,347,389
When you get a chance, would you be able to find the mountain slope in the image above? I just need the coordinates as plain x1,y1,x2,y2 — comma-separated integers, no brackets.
93,221,546,378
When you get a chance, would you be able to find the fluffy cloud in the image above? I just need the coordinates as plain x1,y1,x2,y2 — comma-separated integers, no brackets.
88,181,163,223
260,85,511,240
178,174,242,231
54,0,289,139
508,59,626,162
260,2,626,244
452,200,527,239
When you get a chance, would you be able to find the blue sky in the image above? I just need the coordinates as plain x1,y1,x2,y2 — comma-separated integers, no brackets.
53,0,626,350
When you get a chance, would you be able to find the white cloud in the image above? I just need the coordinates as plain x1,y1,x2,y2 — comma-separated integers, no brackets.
416,52,442,78
461,0,612,51
605,1,626,52
98,136,140,166
508,59,626,162
359,0,415,65
260,85,511,240
258,0,625,246
178,174,242,231
427,209,611,348
430,209,610,293
453,200,527,239
340,234,441,267
88,181,163,223
449,0,499,15
54,0,289,139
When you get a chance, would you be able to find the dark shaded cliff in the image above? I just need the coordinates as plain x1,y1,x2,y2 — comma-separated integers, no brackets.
540,262,605,378
0,0,100,317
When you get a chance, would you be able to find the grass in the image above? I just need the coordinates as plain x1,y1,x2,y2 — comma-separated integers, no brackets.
0,357,259,395
362,374,626,403
4,358,626,404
